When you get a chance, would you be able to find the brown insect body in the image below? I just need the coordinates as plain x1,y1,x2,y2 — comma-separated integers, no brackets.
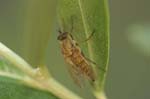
58,31,95,85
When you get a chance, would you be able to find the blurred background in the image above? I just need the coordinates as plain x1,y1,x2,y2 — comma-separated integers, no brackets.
106,0,150,99
0,0,150,99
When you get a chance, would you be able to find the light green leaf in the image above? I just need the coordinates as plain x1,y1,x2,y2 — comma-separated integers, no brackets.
58,0,109,98
0,76,58,99
22,0,57,69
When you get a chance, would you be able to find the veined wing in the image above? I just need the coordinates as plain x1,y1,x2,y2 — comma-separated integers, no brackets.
66,64,84,88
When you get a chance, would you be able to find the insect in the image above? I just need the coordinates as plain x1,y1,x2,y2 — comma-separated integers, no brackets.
57,30,96,87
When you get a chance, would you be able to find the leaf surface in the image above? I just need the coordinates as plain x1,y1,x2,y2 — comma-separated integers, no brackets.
58,0,109,92
0,76,59,99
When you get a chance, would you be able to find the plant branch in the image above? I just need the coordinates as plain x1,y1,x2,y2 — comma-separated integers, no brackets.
0,42,36,77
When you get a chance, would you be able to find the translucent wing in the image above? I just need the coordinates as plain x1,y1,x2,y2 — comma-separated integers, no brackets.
67,64,84,87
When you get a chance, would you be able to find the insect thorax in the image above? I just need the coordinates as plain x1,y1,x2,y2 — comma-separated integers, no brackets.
60,39,73,56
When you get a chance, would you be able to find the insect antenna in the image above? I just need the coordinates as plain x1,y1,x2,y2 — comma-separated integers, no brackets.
58,17,67,34
65,15,75,40
70,15,74,33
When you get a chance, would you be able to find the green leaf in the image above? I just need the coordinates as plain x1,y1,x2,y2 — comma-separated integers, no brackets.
0,57,26,82
58,0,109,97
21,0,57,68
0,76,58,99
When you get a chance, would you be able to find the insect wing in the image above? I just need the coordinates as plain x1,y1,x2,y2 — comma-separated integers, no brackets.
67,64,84,87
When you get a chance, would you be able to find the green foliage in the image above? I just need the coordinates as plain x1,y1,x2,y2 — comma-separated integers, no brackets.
0,0,109,99
22,0,57,68
0,76,58,99
0,50,59,99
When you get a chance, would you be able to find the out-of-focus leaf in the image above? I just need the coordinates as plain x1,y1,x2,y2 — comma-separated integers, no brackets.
0,57,26,83
127,24,150,56
22,0,57,68
0,76,59,99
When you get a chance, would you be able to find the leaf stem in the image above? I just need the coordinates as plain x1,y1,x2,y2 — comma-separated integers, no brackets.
94,91,107,99
0,42,36,77
45,78,83,99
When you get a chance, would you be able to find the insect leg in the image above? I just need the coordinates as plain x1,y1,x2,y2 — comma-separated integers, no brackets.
80,29,95,43
81,52,106,72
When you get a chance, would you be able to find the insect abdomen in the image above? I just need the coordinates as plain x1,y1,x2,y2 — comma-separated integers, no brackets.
71,54,95,81
78,61,95,81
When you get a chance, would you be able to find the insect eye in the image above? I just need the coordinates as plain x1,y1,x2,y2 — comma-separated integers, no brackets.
57,33,68,40
75,42,78,46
